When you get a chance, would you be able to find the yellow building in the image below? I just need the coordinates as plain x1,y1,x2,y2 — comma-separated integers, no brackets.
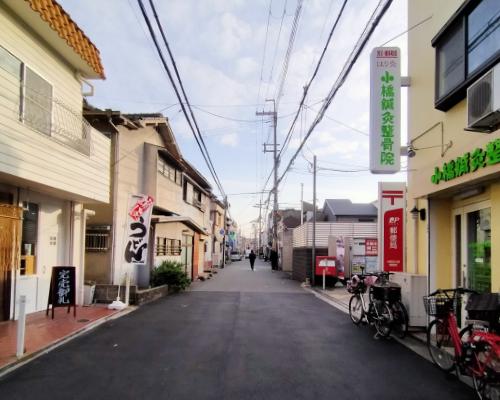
407,0,500,299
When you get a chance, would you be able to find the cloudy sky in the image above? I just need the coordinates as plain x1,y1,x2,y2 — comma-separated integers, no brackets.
60,0,415,235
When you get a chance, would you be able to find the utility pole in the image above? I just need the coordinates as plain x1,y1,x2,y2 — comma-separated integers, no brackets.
256,99,279,254
300,183,304,225
253,199,262,258
312,156,316,287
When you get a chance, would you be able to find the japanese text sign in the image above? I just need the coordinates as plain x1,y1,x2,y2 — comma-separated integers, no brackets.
378,182,406,272
370,47,401,174
431,139,500,184
365,238,378,256
47,266,76,319
124,194,154,264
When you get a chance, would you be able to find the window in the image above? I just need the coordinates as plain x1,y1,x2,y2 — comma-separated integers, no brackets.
24,67,52,135
437,22,464,98
0,46,53,135
433,0,500,110
157,157,181,185
85,227,110,252
155,237,181,256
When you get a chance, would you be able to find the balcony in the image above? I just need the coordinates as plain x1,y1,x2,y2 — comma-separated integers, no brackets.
193,199,205,212
0,81,93,156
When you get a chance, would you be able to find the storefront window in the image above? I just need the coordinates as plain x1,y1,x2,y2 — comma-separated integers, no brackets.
467,208,491,293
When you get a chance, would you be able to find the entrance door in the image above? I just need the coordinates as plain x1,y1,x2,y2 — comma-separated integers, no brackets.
453,200,491,326
181,234,193,280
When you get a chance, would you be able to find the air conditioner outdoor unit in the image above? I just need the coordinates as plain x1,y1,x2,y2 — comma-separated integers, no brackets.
467,64,500,132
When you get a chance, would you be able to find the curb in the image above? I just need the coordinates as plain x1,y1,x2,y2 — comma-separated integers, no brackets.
0,307,136,378
311,288,349,310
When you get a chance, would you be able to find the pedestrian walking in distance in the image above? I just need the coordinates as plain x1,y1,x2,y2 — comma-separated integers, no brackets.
249,250,256,271
270,249,278,273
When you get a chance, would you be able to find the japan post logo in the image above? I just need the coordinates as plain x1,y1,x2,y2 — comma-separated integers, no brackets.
389,217,400,224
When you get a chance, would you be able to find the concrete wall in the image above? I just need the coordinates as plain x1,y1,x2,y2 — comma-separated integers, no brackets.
292,247,328,283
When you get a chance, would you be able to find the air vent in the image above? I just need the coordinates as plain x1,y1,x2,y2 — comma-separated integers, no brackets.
467,64,500,132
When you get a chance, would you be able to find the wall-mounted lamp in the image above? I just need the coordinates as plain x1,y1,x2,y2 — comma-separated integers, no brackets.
410,206,426,221
407,122,452,158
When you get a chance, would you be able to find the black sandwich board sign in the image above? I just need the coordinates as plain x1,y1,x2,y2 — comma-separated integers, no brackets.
46,266,76,319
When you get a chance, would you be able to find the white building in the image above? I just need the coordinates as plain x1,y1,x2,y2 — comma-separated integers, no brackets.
0,0,109,320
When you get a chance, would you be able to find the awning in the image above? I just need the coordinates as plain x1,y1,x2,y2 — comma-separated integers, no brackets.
150,215,209,235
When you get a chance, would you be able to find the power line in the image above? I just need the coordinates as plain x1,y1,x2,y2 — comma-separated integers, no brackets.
264,0,394,206
379,14,433,47
136,0,226,199
191,105,260,122
276,0,349,164
304,105,368,136
255,1,273,110
273,0,304,111
264,0,288,101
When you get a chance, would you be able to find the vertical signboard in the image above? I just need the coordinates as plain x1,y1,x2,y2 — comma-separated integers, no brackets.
378,182,406,272
124,194,154,264
370,47,401,174
47,266,76,319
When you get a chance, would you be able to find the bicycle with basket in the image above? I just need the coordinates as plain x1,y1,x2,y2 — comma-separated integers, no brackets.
423,288,500,400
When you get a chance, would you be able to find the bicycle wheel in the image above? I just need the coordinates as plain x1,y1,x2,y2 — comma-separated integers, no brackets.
427,319,455,372
374,300,392,337
349,294,363,325
391,301,409,339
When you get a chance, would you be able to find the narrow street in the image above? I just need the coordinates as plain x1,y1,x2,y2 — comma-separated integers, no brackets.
0,259,475,400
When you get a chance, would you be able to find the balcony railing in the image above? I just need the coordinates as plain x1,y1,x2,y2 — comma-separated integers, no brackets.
0,80,93,155
193,199,205,212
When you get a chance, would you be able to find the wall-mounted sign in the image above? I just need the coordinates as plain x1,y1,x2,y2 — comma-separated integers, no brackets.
230,231,235,238
431,139,500,184
124,195,154,264
378,182,405,272
220,229,225,235
47,266,76,319
370,47,401,174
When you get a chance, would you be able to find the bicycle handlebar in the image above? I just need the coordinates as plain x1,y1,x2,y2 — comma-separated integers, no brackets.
428,287,478,297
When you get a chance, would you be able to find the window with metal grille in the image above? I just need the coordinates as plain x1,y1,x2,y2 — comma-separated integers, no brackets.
155,237,182,256
85,227,110,251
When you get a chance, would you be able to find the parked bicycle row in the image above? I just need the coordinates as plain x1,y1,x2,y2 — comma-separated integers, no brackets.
347,269,500,399
347,267,408,339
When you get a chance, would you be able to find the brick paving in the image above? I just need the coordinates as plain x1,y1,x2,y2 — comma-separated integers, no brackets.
0,306,117,371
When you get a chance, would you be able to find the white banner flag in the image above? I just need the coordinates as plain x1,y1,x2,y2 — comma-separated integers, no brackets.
124,194,154,264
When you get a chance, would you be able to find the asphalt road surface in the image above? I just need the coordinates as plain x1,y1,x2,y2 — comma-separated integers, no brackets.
0,259,476,399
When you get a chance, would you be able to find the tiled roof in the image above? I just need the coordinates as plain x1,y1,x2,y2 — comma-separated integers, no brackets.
324,199,378,216
24,0,105,79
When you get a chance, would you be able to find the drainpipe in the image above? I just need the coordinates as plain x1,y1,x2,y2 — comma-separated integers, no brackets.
79,209,95,305
108,115,120,284
413,199,418,274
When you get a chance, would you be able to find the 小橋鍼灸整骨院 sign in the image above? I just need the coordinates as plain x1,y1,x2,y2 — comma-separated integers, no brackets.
370,47,401,174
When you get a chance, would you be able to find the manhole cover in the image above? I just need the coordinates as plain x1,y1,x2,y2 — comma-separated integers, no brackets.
77,319,90,323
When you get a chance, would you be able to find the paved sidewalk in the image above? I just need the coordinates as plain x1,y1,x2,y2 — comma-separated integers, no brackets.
0,305,118,372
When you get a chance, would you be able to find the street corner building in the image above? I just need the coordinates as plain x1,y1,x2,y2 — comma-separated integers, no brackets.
0,0,109,321
407,0,500,298
82,109,228,299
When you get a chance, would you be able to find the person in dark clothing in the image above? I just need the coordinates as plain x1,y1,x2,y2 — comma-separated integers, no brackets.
270,249,278,273
249,250,256,271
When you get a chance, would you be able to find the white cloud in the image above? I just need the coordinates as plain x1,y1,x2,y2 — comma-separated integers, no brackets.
204,13,252,58
220,133,238,147
235,57,260,77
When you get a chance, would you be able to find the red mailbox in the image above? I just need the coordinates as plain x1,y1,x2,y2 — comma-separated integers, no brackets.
315,256,337,276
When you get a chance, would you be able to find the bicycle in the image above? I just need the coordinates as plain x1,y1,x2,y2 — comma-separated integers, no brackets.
424,288,500,400
348,271,392,338
370,271,409,339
